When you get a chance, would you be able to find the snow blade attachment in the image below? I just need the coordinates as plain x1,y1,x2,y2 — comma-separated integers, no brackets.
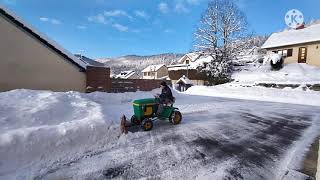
120,115,130,134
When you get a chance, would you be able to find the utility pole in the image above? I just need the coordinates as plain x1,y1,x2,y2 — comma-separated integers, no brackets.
186,64,189,78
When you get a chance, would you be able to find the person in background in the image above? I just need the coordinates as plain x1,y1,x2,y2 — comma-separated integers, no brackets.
156,81,174,116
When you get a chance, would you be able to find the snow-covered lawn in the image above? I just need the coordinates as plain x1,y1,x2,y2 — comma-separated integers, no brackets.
0,88,320,179
233,63,320,85
185,84,320,107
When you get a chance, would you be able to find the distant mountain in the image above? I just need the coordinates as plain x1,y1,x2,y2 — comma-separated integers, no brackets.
96,53,184,75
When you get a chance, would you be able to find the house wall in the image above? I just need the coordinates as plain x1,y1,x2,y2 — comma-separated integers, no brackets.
142,66,168,79
266,42,320,67
180,56,189,64
142,72,156,79
0,13,86,92
155,66,168,79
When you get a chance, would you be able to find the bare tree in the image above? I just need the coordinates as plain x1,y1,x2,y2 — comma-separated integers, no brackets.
194,0,249,85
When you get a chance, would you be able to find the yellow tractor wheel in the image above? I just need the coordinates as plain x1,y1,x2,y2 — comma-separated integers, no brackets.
170,111,182,125
142,119,153,131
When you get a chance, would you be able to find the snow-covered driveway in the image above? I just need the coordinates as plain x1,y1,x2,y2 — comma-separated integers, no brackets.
36,94,320,180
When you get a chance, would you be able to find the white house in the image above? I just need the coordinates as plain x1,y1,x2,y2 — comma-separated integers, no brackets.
167,53,212,85
142,64,168,79
177,52,202,65
115,70,139,79
262,24,320,67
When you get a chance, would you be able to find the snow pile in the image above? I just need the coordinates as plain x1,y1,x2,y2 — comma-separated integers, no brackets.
233,63,320,84
188,56,213,69
263,53,282,64
0,89,161,179
185,84,320,106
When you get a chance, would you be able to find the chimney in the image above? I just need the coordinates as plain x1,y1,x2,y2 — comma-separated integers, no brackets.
296,22,305,30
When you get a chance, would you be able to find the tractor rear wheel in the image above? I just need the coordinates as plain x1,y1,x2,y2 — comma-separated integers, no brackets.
170,111,182,125
141,119,153,131
131,115,141,125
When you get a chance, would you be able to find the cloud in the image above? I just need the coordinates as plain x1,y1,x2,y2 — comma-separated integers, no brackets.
76,25,87,30
104,10,132,20
51,19,61,25
134,10,149,20
158,2,169,14
39,17,62,25
87,13,108,24
164,29,174,33
112,23,128,32
39,17,49,22
175,3,189,13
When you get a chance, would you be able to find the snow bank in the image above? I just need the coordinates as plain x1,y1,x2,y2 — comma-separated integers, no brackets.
0,89,160,179
233,63,320,84
263,53,282,64
185,85,320,107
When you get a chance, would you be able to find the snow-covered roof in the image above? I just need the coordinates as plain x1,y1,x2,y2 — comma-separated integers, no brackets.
167,64,189,71
0,5,87,70
168,56,213,71
178,52,202,63
262,24,320,49
189,56,213,68
176,75,193,85
115,70,136,79
74,54,105,67
142,64,165,72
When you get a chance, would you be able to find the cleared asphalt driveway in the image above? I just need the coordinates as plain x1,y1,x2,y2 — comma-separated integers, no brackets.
39,95,320,180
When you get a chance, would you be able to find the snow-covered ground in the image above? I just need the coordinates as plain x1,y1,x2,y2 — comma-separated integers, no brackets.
185,84,320,107
1,88,320,179
0,89,159,179
233,63,320,85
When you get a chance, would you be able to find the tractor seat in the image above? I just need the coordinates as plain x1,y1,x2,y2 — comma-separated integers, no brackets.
164,97,175,107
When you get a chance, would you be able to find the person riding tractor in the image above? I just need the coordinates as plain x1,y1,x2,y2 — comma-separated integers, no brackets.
120,81,182,133
155,81,174,116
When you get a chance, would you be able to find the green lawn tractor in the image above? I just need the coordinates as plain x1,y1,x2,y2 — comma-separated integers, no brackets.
120,98,182,134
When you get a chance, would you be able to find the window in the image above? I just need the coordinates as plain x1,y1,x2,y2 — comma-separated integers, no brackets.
144,72,147,76
282,50,288,57
186,60,190,64
273,49,293,57
147,72,150,76
287,49,293,57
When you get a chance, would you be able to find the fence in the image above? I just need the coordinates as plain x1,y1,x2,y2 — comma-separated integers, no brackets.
86,66,111,92
110,79,171,93
86,66,170,93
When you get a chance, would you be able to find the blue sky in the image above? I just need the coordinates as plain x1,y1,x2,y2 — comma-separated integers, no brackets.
1,0,320,58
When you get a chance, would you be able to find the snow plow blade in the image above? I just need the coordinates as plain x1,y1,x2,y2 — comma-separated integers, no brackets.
120,115,130,134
